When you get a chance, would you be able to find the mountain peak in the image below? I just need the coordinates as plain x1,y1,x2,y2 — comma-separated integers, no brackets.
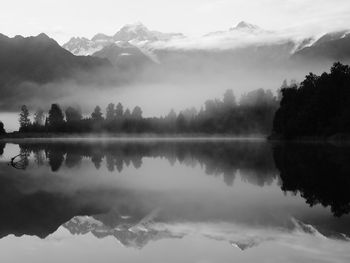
36,33,51,40
232,21,260,31
114,22,157,41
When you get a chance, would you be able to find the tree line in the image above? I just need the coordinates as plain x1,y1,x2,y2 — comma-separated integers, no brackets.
15,88,278,135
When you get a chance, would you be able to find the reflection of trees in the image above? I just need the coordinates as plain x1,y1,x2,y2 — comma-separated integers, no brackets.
65,153,82,168
0,143,5,156
273,143,350,217
0,164,109,239
0,164,153,239
47,146,65,172
34,150,45,166
17,141,277,187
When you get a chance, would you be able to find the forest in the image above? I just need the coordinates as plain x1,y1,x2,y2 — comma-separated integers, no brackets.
2,88,278,135
272,62,350,139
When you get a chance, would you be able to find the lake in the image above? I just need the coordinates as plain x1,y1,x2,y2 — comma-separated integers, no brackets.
0,138,349,263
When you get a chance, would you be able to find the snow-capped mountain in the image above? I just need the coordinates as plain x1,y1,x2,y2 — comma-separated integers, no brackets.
230,21,261,32
113,22,158,42
205,21,265,37
61,21,350,84
63,22,184,57
292,30,350,61
62,37,107,56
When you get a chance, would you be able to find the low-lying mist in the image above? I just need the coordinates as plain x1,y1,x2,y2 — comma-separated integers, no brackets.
0,43,340,132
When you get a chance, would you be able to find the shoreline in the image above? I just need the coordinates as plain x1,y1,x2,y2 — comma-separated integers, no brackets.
268,133,350,144
0,133,267,142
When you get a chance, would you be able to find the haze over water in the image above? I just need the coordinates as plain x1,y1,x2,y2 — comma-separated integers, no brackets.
0,139,349,263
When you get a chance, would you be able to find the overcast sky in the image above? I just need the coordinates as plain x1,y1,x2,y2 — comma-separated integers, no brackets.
1,0,350,44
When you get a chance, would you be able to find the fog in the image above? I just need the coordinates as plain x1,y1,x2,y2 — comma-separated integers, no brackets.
0,31,341,133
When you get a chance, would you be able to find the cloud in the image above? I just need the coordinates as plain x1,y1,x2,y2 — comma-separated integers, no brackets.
141,27,311,51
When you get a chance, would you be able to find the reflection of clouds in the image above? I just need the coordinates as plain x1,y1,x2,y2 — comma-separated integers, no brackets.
150,218,349,251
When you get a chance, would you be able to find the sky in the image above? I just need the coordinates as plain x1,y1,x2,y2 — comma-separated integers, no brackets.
1,0,350,44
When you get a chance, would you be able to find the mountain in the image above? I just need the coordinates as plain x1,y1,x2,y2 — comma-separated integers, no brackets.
293,30,350,62
113,22,184,42
63,21,350,66
0,33,112,110
62,37,107,56
113,22,158,42
0,33,110,84
93,42,154,69
205,21,265,37
63,22,184,57
232,21,260,31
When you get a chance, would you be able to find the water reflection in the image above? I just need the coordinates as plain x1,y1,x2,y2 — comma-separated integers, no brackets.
0,139,349,259
15,141,277,187
0,142,4,156
273,143,350,217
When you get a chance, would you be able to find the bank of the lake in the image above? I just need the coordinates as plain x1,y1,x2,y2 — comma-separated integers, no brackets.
268,132,350,144
0,132,267,141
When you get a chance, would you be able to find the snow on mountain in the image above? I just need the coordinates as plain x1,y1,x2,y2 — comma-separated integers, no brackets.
62,21,350,65
230,21,261,32
113,22,158,42
62,37,106,56
63,22,183,60
312,30,350,46
205,21,264,37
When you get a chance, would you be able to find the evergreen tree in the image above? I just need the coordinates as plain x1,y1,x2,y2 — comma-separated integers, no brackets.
166,109,177,122
223,89,236,108
0,121,5,134
19,105,31,131
176,113,186,132
131,106,143,119
115,103,124,118
48,104,65,131
65,107,82,123
91,106,103,121
106,103,115,121
123,108,131,119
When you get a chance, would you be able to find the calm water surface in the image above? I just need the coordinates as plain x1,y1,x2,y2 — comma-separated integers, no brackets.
0,139,349,263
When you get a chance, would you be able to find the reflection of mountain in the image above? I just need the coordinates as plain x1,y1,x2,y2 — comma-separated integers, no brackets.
17,140,277,187
64,209,184,249
0,162,151,239
230,240,262,251
273,143,350,217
